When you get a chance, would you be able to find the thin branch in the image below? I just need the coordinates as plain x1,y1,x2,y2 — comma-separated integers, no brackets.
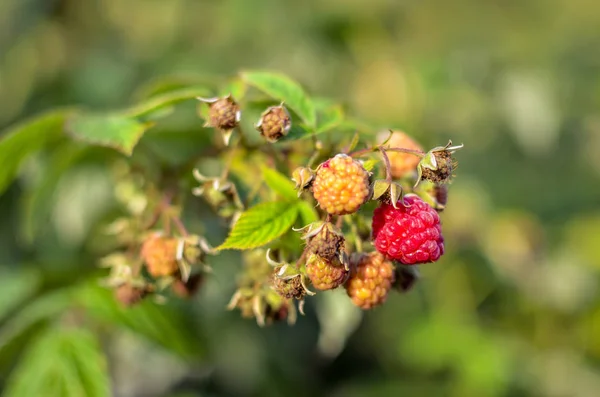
379,147,392,183
350,146,425,158
143,191,175,230
171,213,189,237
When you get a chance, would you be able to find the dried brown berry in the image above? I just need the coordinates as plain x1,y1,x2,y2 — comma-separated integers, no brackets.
271,267,306,300
115,283,150,307
256,104,291,143
417,141,463,186
140,234,179,278
172,273,205,298
421,150,454,183
207,96,241,130
301,221,345,263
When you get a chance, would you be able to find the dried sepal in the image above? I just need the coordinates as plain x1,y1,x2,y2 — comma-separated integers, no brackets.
192,169,244,219
266,249,315,297
291,166,315,196
175,234,214,283
416,140,463,187
371,180,390,201
371,180,403,208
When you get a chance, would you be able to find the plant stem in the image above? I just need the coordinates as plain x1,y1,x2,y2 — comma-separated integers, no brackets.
143,191,174,230
171,213,189,237
379,147,392,183
350,146,425,158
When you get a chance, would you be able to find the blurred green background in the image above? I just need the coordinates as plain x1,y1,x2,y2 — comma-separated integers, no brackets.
1,0,600,396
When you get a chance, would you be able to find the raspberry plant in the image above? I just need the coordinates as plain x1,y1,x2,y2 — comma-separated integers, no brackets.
0,71,463,331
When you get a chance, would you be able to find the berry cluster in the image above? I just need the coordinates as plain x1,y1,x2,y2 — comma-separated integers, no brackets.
98,83,463,326
228,129,462,325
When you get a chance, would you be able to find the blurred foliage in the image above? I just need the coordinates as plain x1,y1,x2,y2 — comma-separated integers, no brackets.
1,0,600,396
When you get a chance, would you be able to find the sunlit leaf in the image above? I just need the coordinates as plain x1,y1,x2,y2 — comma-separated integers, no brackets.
124,85,213,119
218,201,299,250
316,104,344,134
21,143,90,242
0,109,74,195
283,124,312,141
66,113,153,156
297,201,319,225
241,71,316,127
261,165,297,201
220,78,247,100
363,159,378,172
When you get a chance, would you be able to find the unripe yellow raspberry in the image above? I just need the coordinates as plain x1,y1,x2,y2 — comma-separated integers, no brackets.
305,254,348,291
345,252,395,309
312,154,370,215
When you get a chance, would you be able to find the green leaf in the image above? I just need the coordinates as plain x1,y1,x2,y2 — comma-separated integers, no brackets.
0,109,74,195
76,283,203,358
372,180,391,201
21,143,90,242
284,124,312,141
346,132,361,153
0,288,72,352
0,269,40,322
241,71,316,127
3,327,110,397
297,201,319,225
363,158,378,172
124,85,213,119
66,113,152,156
220,78,247,100
218,201,299,250
316,104,344,133
261,166,297,201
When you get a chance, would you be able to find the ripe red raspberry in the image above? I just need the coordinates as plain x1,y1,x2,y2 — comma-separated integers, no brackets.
312,154,371,215
305,254,348,291
379,130,423,179
372,195,444,264
345,252,395,309
140,234,179,277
